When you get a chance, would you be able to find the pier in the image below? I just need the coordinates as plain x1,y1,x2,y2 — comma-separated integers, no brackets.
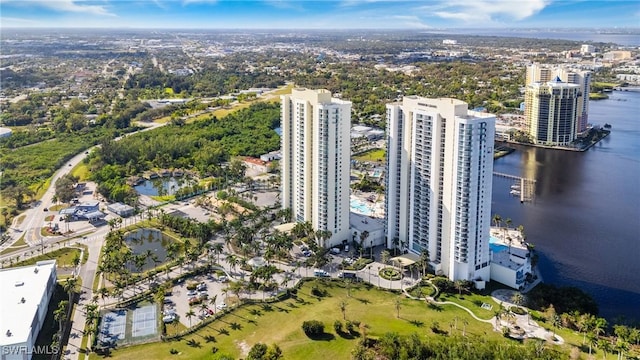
493,172,536,203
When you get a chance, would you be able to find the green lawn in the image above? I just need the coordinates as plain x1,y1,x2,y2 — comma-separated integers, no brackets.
353,148,386,163
92,280,505,360
11,247,83,268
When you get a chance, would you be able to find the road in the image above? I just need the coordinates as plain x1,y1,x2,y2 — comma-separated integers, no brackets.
1,121,166,255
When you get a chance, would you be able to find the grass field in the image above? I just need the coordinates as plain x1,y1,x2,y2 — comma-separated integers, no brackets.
92,280,507,360
11,247,83,268
353,148,386,162
72,162,91,181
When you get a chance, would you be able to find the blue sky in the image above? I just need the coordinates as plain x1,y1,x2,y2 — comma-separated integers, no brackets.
0,0,638,29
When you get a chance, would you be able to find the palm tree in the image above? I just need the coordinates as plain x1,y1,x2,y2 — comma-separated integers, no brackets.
381,250,390,266
209,294,218,314
511,292,524,307
462,319,469,337
98,287,109,305
213,243,224,264
63,277,78,304
492,214,502,228
597,338,613,360
359,231,370,258
394,297,401,318
339,300,347,320
53,300,69,337
185,309,196,328
419,249,430,277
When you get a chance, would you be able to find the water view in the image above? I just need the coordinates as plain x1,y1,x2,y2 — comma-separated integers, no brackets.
124,228,173,273
491,90,640,321
134,177,184,197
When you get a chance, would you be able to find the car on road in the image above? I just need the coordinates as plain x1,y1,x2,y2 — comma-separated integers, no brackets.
314,269,330,277
338,271,360,281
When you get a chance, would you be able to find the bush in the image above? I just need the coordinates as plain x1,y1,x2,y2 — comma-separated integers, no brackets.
510,306,527,315
334,320,343,333
302,320,325,337
379,267,401,281
169,348,179,355
345,320,354,333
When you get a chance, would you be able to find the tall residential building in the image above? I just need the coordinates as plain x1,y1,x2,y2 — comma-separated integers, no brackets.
525,77,580,146
526,64,591,133
281,88,351,248
385,96,495,282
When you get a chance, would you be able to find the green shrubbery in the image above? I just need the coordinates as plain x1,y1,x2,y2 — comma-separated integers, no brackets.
302,320,325,337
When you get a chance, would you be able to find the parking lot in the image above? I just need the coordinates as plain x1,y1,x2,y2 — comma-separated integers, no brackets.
163,269,233,327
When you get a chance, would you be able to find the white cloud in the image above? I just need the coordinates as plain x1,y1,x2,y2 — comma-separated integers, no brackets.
0,0,115,16
392,15,431,29
263,0,304,11
421,0,551,23
182,0,217,5
0,16,40,25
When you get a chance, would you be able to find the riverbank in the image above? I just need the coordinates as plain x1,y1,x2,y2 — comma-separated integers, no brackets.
499,128,610,153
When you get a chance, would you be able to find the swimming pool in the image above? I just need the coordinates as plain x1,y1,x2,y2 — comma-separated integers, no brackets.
350,198,375,216
489,236,508,253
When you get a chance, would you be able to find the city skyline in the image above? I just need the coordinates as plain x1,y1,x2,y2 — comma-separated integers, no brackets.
1,0,639,29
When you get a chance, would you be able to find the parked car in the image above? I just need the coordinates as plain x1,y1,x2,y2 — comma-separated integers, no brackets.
344,245,350,253
218,275,228,282
338,271,360,281
162,314,176,323
216,303,227,310
196,283,207,291
330,247,340,255
314,269,330,277
187,290,198,297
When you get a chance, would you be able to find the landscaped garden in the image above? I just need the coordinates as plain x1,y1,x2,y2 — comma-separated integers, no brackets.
89,279,512,360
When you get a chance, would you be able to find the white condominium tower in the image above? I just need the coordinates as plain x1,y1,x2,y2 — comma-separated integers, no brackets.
526,63,591,134
281,88,351,248
385,97,495,282
525,77,580,146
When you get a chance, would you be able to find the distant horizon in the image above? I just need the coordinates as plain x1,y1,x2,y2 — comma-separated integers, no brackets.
1,0,638,29
1,26,638,30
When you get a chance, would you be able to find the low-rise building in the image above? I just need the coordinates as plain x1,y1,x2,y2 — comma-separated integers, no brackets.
0,260,57,360
349,212,385,248
107,202,135,217
489,228,532,290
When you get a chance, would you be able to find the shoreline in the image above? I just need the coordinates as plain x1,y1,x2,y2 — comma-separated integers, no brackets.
496,129,610,153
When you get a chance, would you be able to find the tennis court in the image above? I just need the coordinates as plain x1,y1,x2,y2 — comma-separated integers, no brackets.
132,304,157,338
99,310,126,346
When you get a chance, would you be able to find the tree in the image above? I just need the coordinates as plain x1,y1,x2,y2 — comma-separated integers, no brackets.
511,292,524,307
63,277,78,304
185,309,196,328
247,343,268,360
394,297,401,318
381,250,390,266
340,300,348,320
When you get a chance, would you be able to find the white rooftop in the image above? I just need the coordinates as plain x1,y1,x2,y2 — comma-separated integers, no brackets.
0,260,56,346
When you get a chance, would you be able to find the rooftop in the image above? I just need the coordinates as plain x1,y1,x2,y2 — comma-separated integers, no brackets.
0,260,56,346
349,212,384,233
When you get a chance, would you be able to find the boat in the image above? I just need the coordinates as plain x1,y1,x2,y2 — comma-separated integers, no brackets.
603,123,612,129
510,184,521,190
510,190,521,196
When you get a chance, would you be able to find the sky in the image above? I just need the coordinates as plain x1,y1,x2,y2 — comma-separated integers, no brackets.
0,0,638,29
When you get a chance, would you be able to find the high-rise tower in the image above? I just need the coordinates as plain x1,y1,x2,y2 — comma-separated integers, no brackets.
526,64,591,134
385,96,495,281
281,88,351,248
525,77,580,146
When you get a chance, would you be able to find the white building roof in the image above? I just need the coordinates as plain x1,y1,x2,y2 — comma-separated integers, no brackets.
0,260,56,346
0,127,12,137
349,212,385,233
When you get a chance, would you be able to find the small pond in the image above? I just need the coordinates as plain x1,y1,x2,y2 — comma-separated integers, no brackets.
124,228,175,273
134,177,191,196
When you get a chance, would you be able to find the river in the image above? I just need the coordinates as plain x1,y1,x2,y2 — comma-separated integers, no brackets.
491,90,640,321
